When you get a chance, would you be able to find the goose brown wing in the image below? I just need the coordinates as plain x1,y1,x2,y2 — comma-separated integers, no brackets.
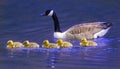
65,22,105,39
66,22,105,34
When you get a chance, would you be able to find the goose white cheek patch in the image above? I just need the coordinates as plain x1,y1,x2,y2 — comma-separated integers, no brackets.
48,10,54,16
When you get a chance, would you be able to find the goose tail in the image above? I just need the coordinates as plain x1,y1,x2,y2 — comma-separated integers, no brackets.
101,22,112,29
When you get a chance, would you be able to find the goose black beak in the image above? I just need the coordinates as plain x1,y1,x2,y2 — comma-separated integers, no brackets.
40,13,46,16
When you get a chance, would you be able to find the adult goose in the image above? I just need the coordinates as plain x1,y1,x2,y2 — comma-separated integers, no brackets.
41,10,112,40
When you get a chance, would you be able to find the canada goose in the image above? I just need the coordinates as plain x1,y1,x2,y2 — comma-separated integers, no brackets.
57,39,73,48
7,40,23,49
41,10,112,40
42,40,59,48
80,38,97,46
23,40,39,48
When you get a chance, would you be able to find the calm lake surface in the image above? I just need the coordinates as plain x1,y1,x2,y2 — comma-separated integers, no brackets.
1,0,120,69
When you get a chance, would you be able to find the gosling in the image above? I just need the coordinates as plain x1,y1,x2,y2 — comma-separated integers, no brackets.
42,40,59,49
7,40,23,49
23,40,39,48
80,38,97,47
57,39,73,48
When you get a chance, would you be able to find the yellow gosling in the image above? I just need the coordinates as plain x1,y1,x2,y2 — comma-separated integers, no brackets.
87,41,98,46
7,40,23,49
57,39,73,48
80,38,97,46
42,40,59,49
23,40,39,48
80,38,88,46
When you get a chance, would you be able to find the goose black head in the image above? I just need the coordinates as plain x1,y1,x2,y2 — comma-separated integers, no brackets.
41,10,54,16
41,9,61,32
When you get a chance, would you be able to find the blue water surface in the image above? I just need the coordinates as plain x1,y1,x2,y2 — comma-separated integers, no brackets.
1,0,120,69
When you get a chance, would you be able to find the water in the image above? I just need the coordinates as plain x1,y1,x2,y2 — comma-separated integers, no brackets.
1,0,120,69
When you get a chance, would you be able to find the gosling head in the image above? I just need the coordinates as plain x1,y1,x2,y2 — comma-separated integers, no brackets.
42,40,50,46
23,40,30,47
7,40,14,47
81,38,88,44
57,39,63,46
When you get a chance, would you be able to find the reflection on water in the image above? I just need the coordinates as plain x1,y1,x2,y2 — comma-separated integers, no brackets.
1,0,120,69
3,38,119,69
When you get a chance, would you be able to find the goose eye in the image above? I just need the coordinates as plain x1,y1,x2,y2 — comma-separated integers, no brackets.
46,10,51,15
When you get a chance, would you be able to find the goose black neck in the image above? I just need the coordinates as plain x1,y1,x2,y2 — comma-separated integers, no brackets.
52,13,62,32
